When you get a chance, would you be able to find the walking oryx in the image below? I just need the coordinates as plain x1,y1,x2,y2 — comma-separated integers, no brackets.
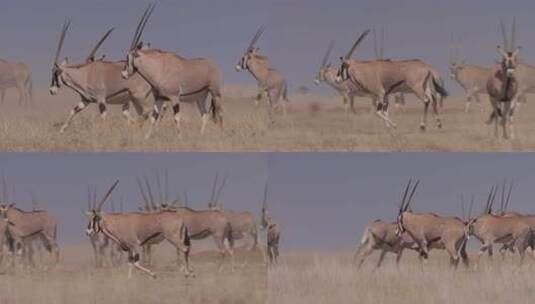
486,20,521,139
0,203,60,267
336,30,448,130
353,219,418,269
395,180,469,267
50,19,154,133
207,174,259,251
85,180,192,279
260,183,280,266
449,35,491,112
122,3,224,139
0,59,32,105
235,26,289,115
137,174,235,271
467,184,534,262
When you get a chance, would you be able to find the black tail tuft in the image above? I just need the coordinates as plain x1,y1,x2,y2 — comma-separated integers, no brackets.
432,77,449,97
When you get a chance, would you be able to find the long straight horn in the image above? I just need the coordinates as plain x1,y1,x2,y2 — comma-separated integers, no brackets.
92,186,98,210
405,179,420,211
399,179,412,213
87,186,92,210
184,191,189,207
373,28,378,59
321,40,335,68
500,179,506,213
135,2,156,47
136,177,149,207
345,29,370,60
511,17,516,51
505,180,514,211
209,173,219,207
97,180,119,211
54,18,71,65
143,175,156,210
500,19,509,52
461,194,466,221
380,27,385,59
247,25,265,52
263,182,269,210
215,174,228,205
468,195,474,220
484,185,494,214
164,170,169,202
155,171,163,204
489,184,499,213
86,27,114,62
130,3,155,50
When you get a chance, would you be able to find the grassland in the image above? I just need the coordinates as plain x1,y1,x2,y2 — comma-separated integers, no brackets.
269,249,535,304
0,86,533,151
0,242,267,304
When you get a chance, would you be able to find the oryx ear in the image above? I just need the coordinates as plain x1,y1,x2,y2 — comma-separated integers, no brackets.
8,203,15,208
513,47,522,56
339,56,344,61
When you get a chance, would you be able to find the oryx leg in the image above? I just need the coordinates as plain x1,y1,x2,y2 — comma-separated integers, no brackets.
59,98,91,133
165,230,193,277
354,243,374,268
431,94,442,129
395,249,404,267
144,98,165,140
375,93,396,128
464,90,475,112
501,101,512,139
255,89,265,107
127,247,156,279
96,97,107,120
348,94,356,114
121,101,137,125
40,231,60,265
213,233,234,272
16,83,25,105
170,95,183,133
375,250,388,268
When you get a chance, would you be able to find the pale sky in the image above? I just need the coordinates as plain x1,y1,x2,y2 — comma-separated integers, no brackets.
0,0,533,93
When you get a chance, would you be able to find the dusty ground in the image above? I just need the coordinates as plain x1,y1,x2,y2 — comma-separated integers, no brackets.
269,250,535,304
0,86,533,151
0,242,267,304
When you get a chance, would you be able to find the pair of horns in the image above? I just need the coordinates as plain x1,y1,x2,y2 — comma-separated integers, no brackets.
373,28,384,60
460,194,474,221
344,29,370,60
209,173,228,208
399,179,420,214
320,40,335,69
88,180,119,212
137,171,169,211
500,18,517,52
247,25,265,53
449,33,462,63
53,18,71,66
130,2,156,51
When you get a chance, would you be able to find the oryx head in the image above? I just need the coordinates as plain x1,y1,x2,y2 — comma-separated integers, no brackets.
448,33,464,79
236,25,265,72
336,29,370,83
122,3,156,79
497,19,521,78
0,203,15,219
467,184,498,236
315,40,335,85
85,180,119,236
395,179,419,236
50,18,71,95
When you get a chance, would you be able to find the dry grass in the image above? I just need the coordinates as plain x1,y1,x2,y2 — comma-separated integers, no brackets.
0,242,267,304
269,250,535,304
1,86,534,151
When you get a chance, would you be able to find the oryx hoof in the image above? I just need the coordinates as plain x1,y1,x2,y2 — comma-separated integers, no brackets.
419,124,426,132
437,122,442,129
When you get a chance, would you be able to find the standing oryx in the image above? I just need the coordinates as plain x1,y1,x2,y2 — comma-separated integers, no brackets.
85,180,193,279
467,184,534,262
260,183,280,266
353,219,418,269
396,180,469,267
0,203,60,267
121,3,224,139
50,19,154,133
336,30,448,130
235,26,289,115
0,59,32,105
449,35,491,112
486,20,521,139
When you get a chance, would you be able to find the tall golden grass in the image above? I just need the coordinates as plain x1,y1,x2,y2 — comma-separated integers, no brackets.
269,250,535,304
0,87,532,151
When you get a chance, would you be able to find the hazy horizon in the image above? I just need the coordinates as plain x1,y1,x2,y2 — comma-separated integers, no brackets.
1,0,534,95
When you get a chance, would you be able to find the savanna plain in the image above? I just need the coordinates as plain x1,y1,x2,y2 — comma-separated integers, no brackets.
0,241,266,304
270,250,535,304
0,86,532,152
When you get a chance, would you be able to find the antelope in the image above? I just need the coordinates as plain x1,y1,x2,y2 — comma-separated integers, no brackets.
207,174,259,251
336,30,448,131
449,35,491,112
353,220,419,268
49,19,157,133
396,180,469,268
122,3,224,139
486,20,521,139
0,203,60,267
138,174,235,271
0,59,32,105
260,183,280,266
467,184,534,262
85,180,192,279
235,26,289,115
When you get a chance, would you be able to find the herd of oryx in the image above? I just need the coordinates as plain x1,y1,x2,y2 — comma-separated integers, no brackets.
0,3,527,139
0,174,280,279
354,179,535,269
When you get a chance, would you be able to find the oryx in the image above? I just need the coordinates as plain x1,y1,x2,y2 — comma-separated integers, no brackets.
235,26,289,115
449,34,491,112
138,174,235,271
50,19,155,133
353,220,418,269
467,184,534,262
85,180,192,279
121,3,224,139
0,59,32,105
395,180,469,268
336,30,448,130
486,19,521,139
0,203,60,267
260,183,280,266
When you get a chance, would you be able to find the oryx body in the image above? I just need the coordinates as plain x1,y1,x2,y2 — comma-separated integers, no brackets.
337,30,448,130
236,27,289,114
122,4,223,139
353,220,418,268
449,62,491,112
0,59,32,105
